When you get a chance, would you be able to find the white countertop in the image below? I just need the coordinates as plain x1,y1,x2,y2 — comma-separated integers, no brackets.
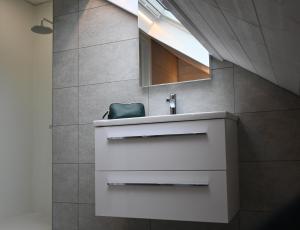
93,111,238,127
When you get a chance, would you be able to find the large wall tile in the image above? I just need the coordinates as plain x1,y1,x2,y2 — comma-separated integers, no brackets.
53,87,78,125
54,0,78,17
53,203,78,230
54,13,78,52
53,50,78,88
79,204,150,230
149,68,234,115
235,66,300,113
53,164,78,203
78,4,138,47
79,0,108,10
126,219,151,230
239,110,300,162
239,211,272,230
79,204,124,230
240,163,268,211
79,80,148,124
79,164,95,204
79,39,138,85
240,162,300,211
78,204,105,230
79,124,94,163
53,125,78,163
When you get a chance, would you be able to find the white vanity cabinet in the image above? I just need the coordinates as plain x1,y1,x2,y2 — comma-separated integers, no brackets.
94,112,239,223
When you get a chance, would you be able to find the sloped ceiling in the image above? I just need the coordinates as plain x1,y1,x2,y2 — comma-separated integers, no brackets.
164,0,300,95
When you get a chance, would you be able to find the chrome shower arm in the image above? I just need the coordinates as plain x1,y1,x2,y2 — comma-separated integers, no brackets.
41,18,53,25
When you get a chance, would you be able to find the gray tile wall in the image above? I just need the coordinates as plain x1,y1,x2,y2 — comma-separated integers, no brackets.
52,1,300,230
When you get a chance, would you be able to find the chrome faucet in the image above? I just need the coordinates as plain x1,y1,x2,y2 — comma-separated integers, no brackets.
166,94,176,114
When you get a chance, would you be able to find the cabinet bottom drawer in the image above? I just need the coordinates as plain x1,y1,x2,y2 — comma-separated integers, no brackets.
95,171,230,223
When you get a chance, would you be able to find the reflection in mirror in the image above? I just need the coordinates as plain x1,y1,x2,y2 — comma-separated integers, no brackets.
138,0,211,87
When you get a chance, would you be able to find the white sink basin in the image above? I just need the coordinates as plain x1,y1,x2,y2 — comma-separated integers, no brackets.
93,111,237,127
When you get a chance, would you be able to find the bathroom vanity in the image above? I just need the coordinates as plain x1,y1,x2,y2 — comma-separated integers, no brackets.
94,112,239,223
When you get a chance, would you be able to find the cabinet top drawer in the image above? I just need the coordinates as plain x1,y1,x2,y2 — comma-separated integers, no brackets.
95,119,237,171
93,111,238,127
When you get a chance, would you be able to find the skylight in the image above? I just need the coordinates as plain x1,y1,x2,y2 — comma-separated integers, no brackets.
140,0,180,23
156,0,169,10
138,0,210,70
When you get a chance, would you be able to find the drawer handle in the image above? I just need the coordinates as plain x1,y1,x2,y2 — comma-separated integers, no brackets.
107,180,209,187
107,132,207,140
107,182,208,187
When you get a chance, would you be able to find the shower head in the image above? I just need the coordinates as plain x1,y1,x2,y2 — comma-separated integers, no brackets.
31,18,53,34
31,25,52,34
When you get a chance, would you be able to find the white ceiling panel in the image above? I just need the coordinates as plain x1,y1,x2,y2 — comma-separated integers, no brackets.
253,0,300,30
165,0,300,95
190,1,255,72
169,0,233,61
216,0,258,25
224,12,276,83
262,26,300,65
254,0,300,94
202,0,218,7
223,12,264,45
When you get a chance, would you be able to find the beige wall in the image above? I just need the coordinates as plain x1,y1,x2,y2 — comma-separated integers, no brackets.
0,0,35,221
0,0,52,222
31,2,52,222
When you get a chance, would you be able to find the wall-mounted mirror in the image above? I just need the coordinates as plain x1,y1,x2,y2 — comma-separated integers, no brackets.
138,0,211,87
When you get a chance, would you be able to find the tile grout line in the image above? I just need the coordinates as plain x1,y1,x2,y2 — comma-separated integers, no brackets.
53,201,95,206
53,78,139,90
77,3,80,228
78,3,110,13
211,66,234,70
53,47,79,54
233,64,236,113
235,107,300,115
52,2,55,228
240,160,300,164
53,37,139,54
148,83,150,116
79,37,139,50
52,163,96,165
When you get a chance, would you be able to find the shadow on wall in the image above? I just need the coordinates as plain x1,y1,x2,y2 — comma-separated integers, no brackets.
259,197,300,230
